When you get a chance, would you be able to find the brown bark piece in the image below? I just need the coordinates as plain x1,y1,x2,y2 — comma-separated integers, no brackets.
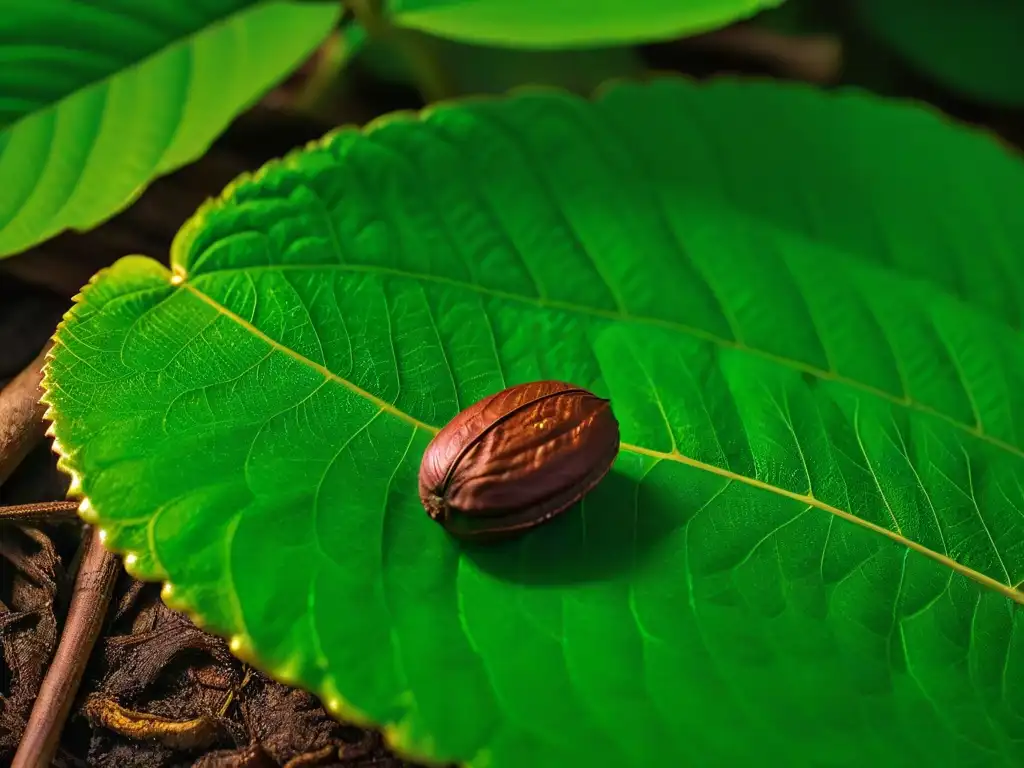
0,526,62,757
0,344,51,487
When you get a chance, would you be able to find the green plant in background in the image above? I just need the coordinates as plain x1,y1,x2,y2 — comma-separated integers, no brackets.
0,0,341,258
5,0,1024,766
0,0,783,260
753,0,1024,104
853,0,1024,106
380,0,786,46
3,0,1020,259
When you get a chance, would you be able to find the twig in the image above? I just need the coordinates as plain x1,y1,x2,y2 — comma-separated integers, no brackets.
12,526,120,768
84,695,228,751
685,24,843,84
347,0,458,102
0,501,81,525
0,342,52,485
292,25,367,121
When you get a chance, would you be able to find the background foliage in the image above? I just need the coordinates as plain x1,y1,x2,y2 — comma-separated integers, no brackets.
383,0,786,46
853,0,1024,106
0,0,341,258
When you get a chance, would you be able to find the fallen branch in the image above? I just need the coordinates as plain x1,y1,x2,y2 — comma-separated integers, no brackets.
11,526,120,768
0,501,81,526
0,342,52,486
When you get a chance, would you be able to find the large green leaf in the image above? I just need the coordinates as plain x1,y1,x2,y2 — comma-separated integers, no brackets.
0,0,340,258
44,79,1024,768
853,0,1024,106
385,0,786,48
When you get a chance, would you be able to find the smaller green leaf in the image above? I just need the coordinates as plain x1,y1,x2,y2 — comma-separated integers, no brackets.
853,0,1024,106
0,0,340,258
385,0,786,48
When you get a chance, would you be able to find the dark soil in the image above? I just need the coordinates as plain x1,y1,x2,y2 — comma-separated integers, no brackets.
1,11,1021,765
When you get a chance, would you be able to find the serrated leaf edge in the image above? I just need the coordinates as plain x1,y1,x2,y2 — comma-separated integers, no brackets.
38,260,465,767
40,74,1024,768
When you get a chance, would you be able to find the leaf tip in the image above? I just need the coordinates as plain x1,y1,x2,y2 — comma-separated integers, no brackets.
78,496,97,524
123,553,154,582
382,718,458,768
228,633,254,660
319,678,373,728
159,582,211,627
161,581,197,618
50,434,68,463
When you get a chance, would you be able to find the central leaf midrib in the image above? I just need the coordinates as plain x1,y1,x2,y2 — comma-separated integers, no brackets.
186,261,1024,461
180,279,1024,607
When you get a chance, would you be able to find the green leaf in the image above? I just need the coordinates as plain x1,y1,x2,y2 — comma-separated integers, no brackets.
44,79,1024,768
853,0,1024,106
0,0,340,258
385,0,786,48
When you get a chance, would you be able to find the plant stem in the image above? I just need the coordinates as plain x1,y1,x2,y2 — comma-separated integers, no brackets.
0,501,81,525
685,24,843,84
12,526,120,768
0,342,52,485
347,0,457,102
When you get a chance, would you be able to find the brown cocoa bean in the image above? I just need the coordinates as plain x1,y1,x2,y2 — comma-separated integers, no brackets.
418,380,620,541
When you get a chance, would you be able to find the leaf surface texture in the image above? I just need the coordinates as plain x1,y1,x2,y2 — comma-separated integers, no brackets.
45,80,1024,768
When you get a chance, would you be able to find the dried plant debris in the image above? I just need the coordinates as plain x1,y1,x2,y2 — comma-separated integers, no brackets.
0,525,63,755
60,579,433,767
0,544,435,766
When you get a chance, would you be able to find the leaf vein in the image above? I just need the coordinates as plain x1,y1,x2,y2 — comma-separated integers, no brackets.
186,264,1024,460
179,278,1024,605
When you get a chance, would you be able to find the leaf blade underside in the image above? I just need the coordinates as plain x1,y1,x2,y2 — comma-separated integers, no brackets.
0,0,340,257
385,0,786,48
45,79,1024,768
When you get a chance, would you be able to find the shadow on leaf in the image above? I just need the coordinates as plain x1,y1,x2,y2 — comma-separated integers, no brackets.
458,466,680,587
